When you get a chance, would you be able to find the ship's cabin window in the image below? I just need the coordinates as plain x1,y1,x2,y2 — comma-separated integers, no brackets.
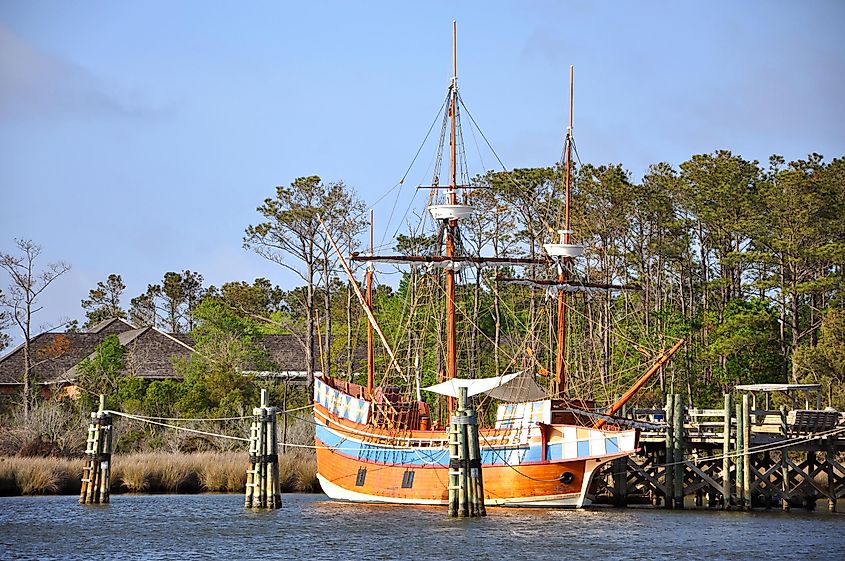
356,467,367,486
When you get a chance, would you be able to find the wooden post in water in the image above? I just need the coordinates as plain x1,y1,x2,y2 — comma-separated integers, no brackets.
448,407,460,517
722,393,733,509
664,394,675,508
735,401,744,509
80,395,112,505
448,387,484,518
245,389,281,509
458,387,469,517
827,441,837,513
466,406,486,516
742,394,751,510
779,406,790,512
805,451,817,511
673,394,684,509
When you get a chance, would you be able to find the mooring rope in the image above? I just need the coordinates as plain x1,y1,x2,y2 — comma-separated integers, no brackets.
105,410,250,442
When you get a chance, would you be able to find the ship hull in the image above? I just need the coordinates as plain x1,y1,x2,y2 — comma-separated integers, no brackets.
313,386,637,508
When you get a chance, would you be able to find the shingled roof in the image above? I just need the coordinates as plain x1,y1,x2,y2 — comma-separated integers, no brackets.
59,326,198,383
0,318,136,386
0,317,355,388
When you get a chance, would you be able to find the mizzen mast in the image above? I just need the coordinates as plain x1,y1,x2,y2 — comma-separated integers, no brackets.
366,208,375,396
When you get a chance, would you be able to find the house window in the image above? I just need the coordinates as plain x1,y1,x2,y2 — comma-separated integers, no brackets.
401,470,415,489
356,467,367,487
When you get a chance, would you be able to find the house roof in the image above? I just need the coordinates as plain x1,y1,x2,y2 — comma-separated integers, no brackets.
0,317,358,387
0,329,132,386
56,326,198,384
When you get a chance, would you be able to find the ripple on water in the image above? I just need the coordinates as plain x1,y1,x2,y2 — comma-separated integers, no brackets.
0,494,843,561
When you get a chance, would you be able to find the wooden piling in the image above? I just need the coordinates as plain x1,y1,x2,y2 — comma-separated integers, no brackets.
245,389,281,509
448,412,460,517
79,395,112,505
735,401,744,508
779,406,790,511
673,394,684,509
664,394,675,508
722,393,732,509
742,394,751,510
457,387,469,517
448,387,485,518
827,441,837,513
466,408,486,516
805,451,817,511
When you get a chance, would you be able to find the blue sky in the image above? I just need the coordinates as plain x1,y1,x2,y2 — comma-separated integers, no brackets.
1,0,843,335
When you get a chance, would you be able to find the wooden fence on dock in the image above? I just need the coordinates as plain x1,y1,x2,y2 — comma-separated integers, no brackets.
595,394,845,511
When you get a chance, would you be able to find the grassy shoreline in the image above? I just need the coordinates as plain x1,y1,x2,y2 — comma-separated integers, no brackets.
0,452,318,496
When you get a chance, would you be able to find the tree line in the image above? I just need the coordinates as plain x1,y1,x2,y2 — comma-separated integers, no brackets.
2,150,844,428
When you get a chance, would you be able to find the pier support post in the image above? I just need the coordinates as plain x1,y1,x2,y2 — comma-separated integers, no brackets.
735,401,744,509
742,394,751,510
673,394,684,509
722,393,733,509
779,406,790,511
805,451,817,511
664,394,675,509
245,389,281,509
80,395,112,505
827,441,837,513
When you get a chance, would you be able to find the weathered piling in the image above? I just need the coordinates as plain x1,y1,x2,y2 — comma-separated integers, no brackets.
80,395,113,505
448,387,485,517
741,394,751,509
722,393,733,509
735,401,745,508
827,440,837,513
245,389,281,509
466,407,486,516
673,393,684,509
448,409,460,517
780,406,790,511
664,394,675,508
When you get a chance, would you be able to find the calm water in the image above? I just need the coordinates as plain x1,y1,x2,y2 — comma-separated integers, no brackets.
0,494,843,560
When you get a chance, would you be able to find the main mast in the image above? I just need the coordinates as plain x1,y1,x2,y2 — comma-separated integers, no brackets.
554,65,575,397
445,20,459,412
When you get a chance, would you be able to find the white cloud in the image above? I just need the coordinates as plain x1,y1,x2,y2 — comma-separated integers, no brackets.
0,24,160,122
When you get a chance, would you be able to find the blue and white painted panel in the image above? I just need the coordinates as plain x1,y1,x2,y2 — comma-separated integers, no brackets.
495,400,551,428
314,378,370,425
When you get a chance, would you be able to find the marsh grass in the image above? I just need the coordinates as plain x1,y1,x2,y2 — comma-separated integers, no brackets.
0,456,82,495
0,451,317,495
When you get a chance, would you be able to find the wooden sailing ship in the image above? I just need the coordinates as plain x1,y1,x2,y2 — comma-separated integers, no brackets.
313,24,680,507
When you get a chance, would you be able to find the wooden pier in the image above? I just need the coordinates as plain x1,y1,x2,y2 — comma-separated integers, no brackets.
594,391,845,511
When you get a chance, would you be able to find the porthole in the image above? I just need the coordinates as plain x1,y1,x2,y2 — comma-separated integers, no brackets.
560,471,575,484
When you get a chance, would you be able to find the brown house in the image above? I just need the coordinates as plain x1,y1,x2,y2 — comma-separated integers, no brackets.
0,317,311,399
0,318,138,396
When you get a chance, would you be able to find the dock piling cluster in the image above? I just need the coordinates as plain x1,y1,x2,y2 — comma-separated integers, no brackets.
79,395,113,505
244,389,281,509
448,387,486,517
